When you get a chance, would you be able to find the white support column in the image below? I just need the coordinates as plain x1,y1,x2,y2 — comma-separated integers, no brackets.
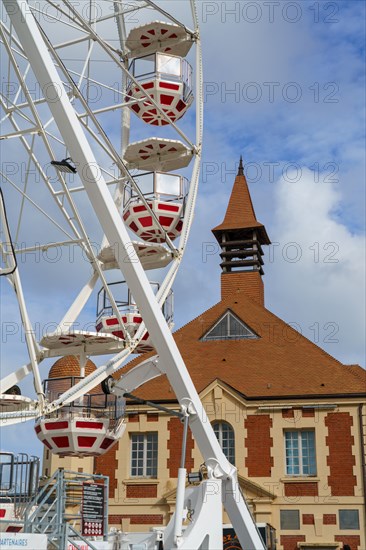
4,3,265,547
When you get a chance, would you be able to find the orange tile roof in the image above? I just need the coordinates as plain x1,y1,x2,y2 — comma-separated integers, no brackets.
49,355,96,378
118,292,365,401
212,173,270,245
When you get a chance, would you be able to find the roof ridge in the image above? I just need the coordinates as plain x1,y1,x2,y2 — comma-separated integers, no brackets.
343,364,366,383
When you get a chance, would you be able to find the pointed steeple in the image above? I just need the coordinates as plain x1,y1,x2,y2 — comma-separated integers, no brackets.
238,155,244,176
212,156,270,242
212,156,271,305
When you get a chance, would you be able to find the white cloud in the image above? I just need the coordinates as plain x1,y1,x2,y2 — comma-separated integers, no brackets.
266,169,365,366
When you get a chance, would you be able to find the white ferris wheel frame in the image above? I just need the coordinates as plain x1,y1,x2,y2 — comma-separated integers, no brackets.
0,1,265,547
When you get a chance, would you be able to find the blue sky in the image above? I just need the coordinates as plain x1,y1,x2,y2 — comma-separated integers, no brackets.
1,1,365,457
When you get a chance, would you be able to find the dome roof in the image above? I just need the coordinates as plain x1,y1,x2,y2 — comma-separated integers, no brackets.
48,355,97,379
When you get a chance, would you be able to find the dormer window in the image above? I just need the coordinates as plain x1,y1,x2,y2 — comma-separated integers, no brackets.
201,310,259,341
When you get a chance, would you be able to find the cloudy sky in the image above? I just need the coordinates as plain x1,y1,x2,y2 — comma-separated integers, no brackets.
1,0,365,457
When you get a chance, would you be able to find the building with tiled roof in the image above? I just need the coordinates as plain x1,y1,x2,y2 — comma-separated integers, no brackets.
43,162,366,550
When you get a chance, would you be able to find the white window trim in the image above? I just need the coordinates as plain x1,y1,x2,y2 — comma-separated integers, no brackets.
130,433,158,478
284,429,316,477
212,421,235,465
201,310,258,341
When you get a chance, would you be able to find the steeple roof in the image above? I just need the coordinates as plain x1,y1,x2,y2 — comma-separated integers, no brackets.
212,157,270,245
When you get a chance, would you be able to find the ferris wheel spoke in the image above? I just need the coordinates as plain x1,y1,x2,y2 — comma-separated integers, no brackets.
15,134,35,242
2,0,203,458
142,0,195,35
1,172,76,241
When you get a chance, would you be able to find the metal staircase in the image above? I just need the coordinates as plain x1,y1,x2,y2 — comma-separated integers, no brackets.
23,469,108,549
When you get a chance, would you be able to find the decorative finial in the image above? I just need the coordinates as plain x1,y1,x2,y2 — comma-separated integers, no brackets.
238,155,244,176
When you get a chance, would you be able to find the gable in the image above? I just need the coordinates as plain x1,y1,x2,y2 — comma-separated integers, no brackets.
201,310,258,341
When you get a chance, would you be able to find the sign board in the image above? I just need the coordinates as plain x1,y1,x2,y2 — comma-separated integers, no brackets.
81,482,105,537
0,533,47,549
223,527,242,550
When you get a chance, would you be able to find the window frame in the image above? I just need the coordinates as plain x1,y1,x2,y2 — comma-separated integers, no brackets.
201,310,258,341
280,509,300,530
212,421,235,465
284,429,317,477
130,432,158,478
339,509,360,530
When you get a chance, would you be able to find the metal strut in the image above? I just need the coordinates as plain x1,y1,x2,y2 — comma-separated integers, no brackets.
3,2,265,548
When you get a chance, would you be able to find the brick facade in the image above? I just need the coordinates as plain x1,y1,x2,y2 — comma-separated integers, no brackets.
335,535,361,550
94,442,118,499
126,484,158,498
325,412,357,496
280,535,306,550
302,514,314,525
221,272,264,305
284,482,318,497
109,514,164,525
167,417,194,477
245,415,273,477
323,514,337,525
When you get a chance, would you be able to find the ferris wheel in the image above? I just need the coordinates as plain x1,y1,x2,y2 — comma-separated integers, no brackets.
0,1,265,548
0,0,203,435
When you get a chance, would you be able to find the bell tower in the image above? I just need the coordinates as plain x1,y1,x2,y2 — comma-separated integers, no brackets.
212,157,271,305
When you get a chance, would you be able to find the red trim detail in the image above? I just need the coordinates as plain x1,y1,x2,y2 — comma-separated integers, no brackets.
142,82,154,90
42,439,52,450
129,221,139,233
133,317,142,323
52,436,70,448
139,216,153,228
106,318,119,326
112,330,125,339
100,438,115,450
159,82,179,91
45,421,68,431
0,510,6,518
133,205,147,213
131,104,140,114
159,215,174,227
176,100,186,112
147,29,155,35
6,526,22,533
176,220,183,232
75,421,104,430
158,203,179,212
160,94,174,106
77,436,97,448
34,425,41,434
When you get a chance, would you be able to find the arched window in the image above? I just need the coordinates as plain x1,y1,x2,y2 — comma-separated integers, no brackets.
212,421,235,465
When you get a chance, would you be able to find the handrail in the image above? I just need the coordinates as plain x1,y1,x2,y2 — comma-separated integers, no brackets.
67,525,99,550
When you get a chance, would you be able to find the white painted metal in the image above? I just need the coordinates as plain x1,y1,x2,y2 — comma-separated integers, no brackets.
163,480,223,549
1,1,265,547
